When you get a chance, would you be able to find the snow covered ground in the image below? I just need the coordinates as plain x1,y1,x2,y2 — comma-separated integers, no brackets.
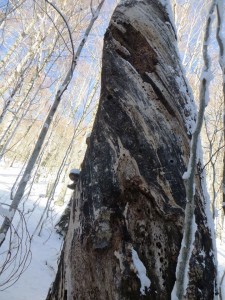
217,241,225,299
0,163,69,300
0,163,225,299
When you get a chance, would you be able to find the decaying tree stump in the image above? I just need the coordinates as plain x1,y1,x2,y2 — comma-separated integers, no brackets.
47,1,216,299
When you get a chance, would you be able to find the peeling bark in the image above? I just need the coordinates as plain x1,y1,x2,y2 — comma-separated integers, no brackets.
47,1,216,299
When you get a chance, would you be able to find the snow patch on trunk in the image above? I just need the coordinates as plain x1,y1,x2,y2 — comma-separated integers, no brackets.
182,138,194,180
0,204,14,219
70,168,80,175
131,247,151,295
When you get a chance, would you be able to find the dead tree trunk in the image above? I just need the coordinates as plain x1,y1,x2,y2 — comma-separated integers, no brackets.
48,1,216,299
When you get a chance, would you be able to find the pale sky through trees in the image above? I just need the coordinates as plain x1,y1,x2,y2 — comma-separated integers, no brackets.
0,0,225,299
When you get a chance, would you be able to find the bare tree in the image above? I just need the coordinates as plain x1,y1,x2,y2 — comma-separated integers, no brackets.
47,1,216,299
0,0,105,246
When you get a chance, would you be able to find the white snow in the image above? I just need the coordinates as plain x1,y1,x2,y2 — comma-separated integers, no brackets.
69,168,80,175
86,133,91,144
175,76,187,96
175,74,197,135
171,289,179,300
0,204,14,219
159,0,177,36
182,145,193,180
0,163,225,299
200,69,214,82
0,163,68,299
131,247,151,295
182,169,191,180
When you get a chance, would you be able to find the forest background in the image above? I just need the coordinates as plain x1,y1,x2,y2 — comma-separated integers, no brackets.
0,0,225,299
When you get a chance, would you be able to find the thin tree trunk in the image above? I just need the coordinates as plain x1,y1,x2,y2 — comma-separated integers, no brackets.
173,1,218,299
48,1,216,299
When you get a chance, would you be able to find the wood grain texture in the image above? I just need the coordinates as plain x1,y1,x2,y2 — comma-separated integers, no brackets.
47,1,216,299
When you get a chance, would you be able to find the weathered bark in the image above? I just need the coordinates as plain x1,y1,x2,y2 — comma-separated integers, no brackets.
48,1,216,299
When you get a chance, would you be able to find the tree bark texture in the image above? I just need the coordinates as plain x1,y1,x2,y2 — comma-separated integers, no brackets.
48,1,216,299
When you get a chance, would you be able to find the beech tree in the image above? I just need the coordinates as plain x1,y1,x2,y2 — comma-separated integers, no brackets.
47,0,216,299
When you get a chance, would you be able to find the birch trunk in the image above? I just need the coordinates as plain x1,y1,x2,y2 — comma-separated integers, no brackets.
48,1,216,299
